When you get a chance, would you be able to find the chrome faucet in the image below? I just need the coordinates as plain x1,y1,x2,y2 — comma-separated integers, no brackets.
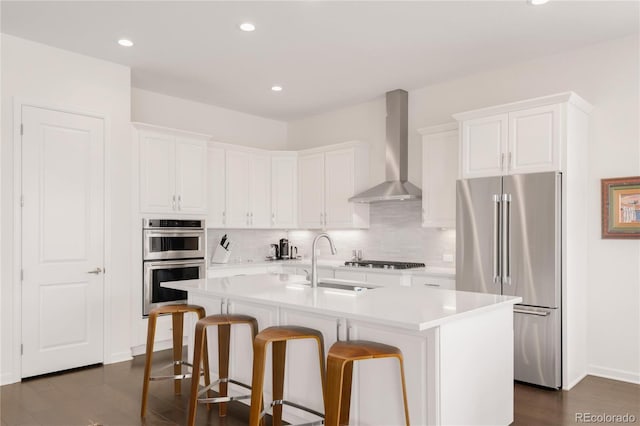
311,233,337,288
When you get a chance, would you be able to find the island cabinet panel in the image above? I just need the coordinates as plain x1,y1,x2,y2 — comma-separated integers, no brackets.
186,294,224,377
227,300,278,392
279,308,341,424
348,321,432,426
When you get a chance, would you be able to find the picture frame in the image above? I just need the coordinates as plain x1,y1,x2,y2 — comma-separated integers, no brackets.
601,176,640,239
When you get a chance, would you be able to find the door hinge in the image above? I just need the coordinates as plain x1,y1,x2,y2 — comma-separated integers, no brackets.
20,123,24,136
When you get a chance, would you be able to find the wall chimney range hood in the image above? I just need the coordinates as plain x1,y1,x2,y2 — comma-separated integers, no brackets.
349,89,421,203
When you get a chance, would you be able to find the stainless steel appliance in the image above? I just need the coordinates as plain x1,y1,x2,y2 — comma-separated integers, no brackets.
344,260,425,269
142,219,206,316
456,172,561,388
279,238,290,260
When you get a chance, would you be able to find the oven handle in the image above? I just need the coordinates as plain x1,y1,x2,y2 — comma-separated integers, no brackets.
144,259,206,268
144,230,205,237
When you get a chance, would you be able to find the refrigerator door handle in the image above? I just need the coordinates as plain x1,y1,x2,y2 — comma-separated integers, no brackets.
502,193,512,285
493,194,501,284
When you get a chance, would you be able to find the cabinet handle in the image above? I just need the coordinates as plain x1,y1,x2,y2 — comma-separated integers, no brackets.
177,195,182,210
424,283,440,287
320,212,324,227
271,212,275,225
222,211,226,225
172,195,176,210
500,153,505,171
220,300,226,315
336,320,341,342
507,152,512,171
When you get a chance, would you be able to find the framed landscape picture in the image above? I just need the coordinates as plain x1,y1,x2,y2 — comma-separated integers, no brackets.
601,176,640,239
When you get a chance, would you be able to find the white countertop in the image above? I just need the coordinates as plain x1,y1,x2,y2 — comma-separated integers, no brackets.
208,259,456,277
163,273,519,332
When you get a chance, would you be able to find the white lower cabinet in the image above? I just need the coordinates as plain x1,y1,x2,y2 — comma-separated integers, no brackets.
227,300,278,391
348,321,433,426
279,308,341,424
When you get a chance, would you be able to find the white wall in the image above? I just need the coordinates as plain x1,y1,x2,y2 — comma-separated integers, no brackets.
131,88,287,150
1,35,133,384
287,35,640,383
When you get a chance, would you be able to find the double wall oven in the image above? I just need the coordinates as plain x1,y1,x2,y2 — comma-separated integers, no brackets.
142,219,205,317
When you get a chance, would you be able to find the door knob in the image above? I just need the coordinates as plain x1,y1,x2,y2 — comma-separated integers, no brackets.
87,267,103,274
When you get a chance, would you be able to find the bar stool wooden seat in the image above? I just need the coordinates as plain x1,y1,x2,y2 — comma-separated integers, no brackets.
249,326,327,426
140,304,207,418
187,314,259,426
325,340,410,426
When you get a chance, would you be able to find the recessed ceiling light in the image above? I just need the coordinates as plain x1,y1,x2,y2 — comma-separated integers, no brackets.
271,86,283,92
118,39,134,47
239,22,256,32
528,0,549,5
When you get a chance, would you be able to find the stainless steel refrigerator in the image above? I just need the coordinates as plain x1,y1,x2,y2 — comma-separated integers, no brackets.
456,171,561,389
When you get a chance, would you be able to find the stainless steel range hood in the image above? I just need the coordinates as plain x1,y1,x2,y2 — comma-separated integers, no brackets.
349,89,421,203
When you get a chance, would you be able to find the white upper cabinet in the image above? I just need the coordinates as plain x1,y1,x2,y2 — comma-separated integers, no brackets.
418,123,459,228
225,150,251,228
298,153,325,229
460,114,508,178
298,142,369,229
249,152,272,228
271,154,298,228
207,145,226,227
224,148,272,228
453,93,585,178
508,104,561,174
175,138,207,213
137,125,207,214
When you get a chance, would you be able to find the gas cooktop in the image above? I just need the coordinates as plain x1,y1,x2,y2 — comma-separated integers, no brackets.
343,260,426,270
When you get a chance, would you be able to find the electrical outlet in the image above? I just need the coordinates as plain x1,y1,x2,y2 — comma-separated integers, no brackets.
442,253,454,263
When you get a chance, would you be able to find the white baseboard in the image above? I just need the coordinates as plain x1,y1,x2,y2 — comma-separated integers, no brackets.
564,371,588,390
588,365,640,385
105,350,134,365
0,372,19,386
131,337,186,357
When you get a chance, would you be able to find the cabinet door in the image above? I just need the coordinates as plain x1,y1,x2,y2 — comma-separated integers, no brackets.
271,155,298,228
139,132,176,213
207,146,226,227
227,300,278,396
298,153,325,228
508,104,561,174
422,129,458,228
348,322,431,426
460,114,508,178
324,148,355,228
175,138,207,214
279,309,338,423
225,150,251,228
249,153,272,228
411,275,456,290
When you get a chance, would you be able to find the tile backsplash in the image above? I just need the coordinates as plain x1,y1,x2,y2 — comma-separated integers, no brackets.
208,200,455,266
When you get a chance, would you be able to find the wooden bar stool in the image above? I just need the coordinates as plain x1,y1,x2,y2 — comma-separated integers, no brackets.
140,304,207,418
325,340,410,426
187,314,259,426
249,326,327,426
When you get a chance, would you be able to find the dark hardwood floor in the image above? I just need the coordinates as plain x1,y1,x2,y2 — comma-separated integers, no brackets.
1,350,638,425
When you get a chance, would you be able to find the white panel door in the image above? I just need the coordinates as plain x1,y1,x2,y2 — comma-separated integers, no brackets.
249,153,272,228
207,146,226,227
298,153,325,228
225,150,250,228
175,138,207,213
139,132,176,212
271,155,297,228
21,106,105,378
508,104,561,174
324,148,355,228
461,114,508,178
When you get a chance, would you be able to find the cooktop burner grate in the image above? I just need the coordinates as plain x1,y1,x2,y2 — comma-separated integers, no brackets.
343,260,426,270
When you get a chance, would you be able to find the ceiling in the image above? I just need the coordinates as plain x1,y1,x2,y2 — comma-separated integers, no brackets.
2,1,638,121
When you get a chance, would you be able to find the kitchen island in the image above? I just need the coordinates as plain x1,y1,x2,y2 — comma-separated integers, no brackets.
163,273,521,426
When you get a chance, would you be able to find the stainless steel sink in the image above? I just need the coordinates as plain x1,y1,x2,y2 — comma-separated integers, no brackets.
300,278,377,293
